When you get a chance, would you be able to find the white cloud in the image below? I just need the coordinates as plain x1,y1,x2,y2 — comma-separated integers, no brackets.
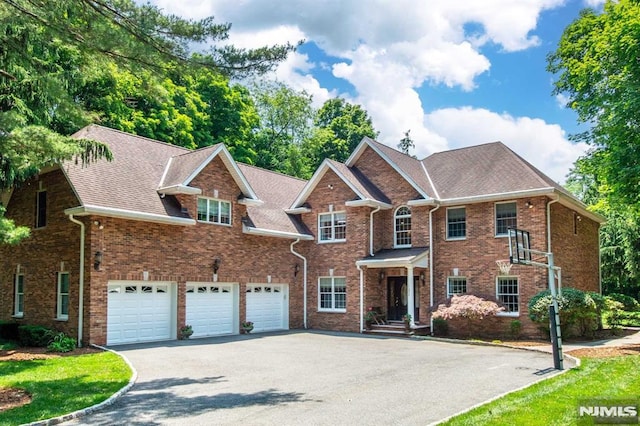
423,107,588,182
584,0,606,7
555,93,570,109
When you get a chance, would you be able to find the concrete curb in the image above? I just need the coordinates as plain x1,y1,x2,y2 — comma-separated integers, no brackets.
22,345,137,426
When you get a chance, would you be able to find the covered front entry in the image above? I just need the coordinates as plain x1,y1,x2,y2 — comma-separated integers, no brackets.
387,276,420,321
356,247,429,330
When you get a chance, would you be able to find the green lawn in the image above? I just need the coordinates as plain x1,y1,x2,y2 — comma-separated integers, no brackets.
442,355,640,425
0,351,132,425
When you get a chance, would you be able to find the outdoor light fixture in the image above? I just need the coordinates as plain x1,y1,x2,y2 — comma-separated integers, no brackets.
420,272,426,286
525,200,534,209
294,264,300,277
94,251,103,271
378,270,385,284
213,258,221,274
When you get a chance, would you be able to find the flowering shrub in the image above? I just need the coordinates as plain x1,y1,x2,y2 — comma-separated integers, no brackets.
432,295,504,321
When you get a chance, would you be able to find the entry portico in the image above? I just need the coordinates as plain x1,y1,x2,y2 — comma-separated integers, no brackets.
356,247,429,329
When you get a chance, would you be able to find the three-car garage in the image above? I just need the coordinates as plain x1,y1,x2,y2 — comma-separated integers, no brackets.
106,280,289,345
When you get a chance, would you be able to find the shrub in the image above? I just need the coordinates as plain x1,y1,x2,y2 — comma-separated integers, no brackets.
588,292,606,330
606,293,639,311
432,294,504,321
604,299,624,333
47,332,77,353
509,320,522,340
18,325,55,347
0,321,20,341
432,318,449,336
528,288,598,338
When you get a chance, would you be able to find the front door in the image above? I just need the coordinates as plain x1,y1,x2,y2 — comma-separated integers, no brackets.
387,277,419,321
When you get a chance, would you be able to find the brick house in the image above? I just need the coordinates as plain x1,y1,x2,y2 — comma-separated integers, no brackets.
0,125,602,345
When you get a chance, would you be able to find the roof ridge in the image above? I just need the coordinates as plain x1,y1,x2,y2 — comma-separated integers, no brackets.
500,144,566,190
170,143,221,159
426,141,504,158
238,162,309,183
81,124,192,152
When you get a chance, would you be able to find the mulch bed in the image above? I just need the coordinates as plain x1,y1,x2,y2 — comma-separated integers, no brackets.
0,346,102,412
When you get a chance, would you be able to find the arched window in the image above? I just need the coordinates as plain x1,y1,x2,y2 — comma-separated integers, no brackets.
394,206,411,248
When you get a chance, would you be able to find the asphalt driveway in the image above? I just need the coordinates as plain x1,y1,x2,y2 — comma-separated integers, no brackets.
67,331,566,425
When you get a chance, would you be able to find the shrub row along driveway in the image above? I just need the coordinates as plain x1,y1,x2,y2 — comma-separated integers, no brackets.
68,332,564,425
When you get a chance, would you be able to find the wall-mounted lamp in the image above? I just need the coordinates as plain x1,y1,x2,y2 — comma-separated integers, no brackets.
327,184,334,190
420,271,426,286
378,270,385,284
294,264,300,277
94,251,103,271
525,200,534,209
213,258,221,274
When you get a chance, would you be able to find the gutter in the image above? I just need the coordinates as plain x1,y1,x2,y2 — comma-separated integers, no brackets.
428,203,441,333
369,205,382,256
357,264,364,332
546,195,560,253
64,205,196,226
290,239,308,329
67,215,85,348
243,225,314,240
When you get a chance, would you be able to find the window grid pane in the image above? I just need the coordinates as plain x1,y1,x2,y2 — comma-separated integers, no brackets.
497,277,519,313
319,277,346,311
15,275,24,314
447,277,467,297
447,208,466,239
395,207,412,247
496,203,517,235
198,198,231,225
319,212,346,242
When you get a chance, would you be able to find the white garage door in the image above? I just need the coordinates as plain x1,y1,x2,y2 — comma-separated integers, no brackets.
186,283,237,337
246,284,288,332
107,282,174,345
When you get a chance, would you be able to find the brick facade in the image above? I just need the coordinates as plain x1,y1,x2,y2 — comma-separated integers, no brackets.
0,131,602,345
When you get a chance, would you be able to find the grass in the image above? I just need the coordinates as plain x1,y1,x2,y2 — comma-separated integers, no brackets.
0,351,132,424
441,355,640,425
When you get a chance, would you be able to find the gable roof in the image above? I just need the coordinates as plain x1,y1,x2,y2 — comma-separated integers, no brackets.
63,125,262,225
238,164,313,239
289,158,392,210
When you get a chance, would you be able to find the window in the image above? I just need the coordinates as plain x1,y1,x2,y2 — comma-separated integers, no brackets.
35,189,47,228
57,272,70,320
197,197,231,225
394,206,412,247
447,277,467,297
496,202,517,236
497,277,519,315
14,274,24,317
318,277,346,312
447,207,466,239
318,211,346,242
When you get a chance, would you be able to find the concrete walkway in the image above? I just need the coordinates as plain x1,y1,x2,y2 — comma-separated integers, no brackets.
528,327,640,353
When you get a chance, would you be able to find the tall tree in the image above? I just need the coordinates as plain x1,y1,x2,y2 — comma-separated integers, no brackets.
548,0,640,207
314,98,378,163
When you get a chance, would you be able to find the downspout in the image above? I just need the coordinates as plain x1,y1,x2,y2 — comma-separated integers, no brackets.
369,205,381,256
546,195,559,253
290,239,307,329
68,215,85,348
357,264,364,332
428,204,440,333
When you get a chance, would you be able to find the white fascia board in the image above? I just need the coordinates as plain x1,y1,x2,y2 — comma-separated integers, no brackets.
407,198,437,207
64,205,196,226
439,188,556,205
158,156,173,188
289,160,332,209
345,199,393,209
285,207,312,214
238,198,264,206
157,185,202,195
242,224,314,240
556,193,606,224
356,250,429,269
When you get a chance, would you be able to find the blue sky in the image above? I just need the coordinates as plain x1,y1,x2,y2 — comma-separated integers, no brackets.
148,0,605,183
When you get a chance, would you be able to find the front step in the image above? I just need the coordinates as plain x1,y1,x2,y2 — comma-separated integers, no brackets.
364,321,431,337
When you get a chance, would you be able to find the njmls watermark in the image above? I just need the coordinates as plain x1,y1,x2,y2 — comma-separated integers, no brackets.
578,399,639,424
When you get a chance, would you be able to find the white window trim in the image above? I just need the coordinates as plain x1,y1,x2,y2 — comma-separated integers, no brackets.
317,211,347,243
197,196,232,226
318,276,347,313
496,275,520,317
13,274,24,318
446,206,467,241
394,205,412,248
57,272,70,320
446,276,467,298
495,201,517,238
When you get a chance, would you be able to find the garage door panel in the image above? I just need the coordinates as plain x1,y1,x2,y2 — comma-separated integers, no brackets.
186,283,236,337
246,284,288,332
107,282,173,345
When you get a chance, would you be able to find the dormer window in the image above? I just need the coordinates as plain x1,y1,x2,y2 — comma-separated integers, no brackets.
394,206,411,248
197,197,231,225
318,211,346,243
